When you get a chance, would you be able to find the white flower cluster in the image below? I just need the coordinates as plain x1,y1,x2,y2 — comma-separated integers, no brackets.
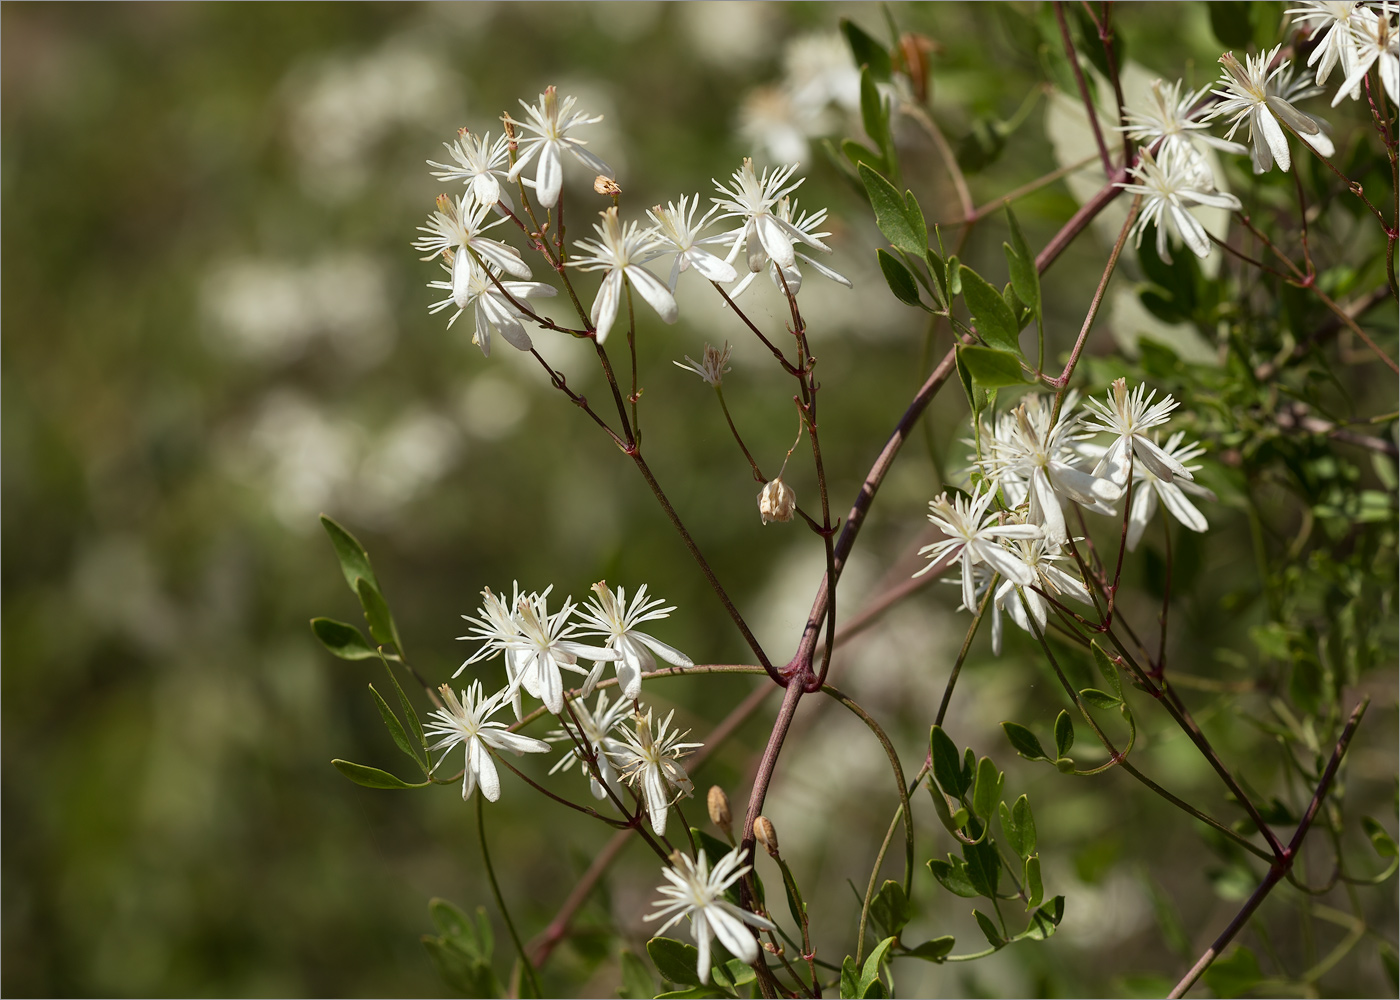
919,379,1216,654
416,87,851,354
1113,2,1396,260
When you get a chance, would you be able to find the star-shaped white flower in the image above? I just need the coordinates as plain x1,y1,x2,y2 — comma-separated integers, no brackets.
712,158,830,272
569,207,677,344
424,681,550,801
645,847,776,984
427,254,556,354
506,86,612,208
428,129,516,210
456,583,535,718
1207,47,1325,173
503,591,619,715
1118,146,1243,261
1334,2,1399,106
991,537,1094,654
414,192,532,279
546,689,632,800
575,582,693,701
1286,2,1376,96
608,708,701,836
915,487,1042,610
646,195,739,292
675,341,733,387
1082,378,1192,485
726,196,850,298
1125,432,1218,550
1120,77,1247,159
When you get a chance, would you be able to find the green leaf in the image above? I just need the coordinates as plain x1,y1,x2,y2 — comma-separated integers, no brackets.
647,936,704,987
973,910,1005,949
842,137,885,174
1204,945,1263,999
332,759,429,789
321,514,379,592
655,988,729,1000
840,956,861,999
929,726,968,798
429,898,474,945
1091,640,1123,698
1014,796,1037,857
618,949,656,999
1208,1,1255,47
859,67,893,168
310,617,379,660
957,345,1029,388
713,958,755,990
905,937,955,962
963,835,1001,899
841,18,892,79
928,856,979,898
905,191,929,261
971,756,1004,819
1024,855,1044,909
960,266,1022,354
928,781,969,836
1080,687,1121,710
945,254,963,297
1363,816,1398,857
1001,722,1050,762
955,347,980,416
1014,895,1064,942
859,937,895,997
870,880,912,937
357,576,401,653
1054,710,1075,758
927,243,948,303
859,164,924,257
1003,205,1040,317
422,936,500,998
370,684,423,768
383,661,426,759
877,250,922,307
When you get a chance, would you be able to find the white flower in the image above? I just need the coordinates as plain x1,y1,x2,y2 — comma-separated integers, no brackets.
645,847,776,983
711,158,830,272
991,538,1093,654
1334,3,1399,105
646,195,738,292
427,254,556,354
979,395,1122,546
506,86,612,208
569,207,677,344
1287,2,1375,95
1120,78,1247,158
916,487,1042,611
1269,64,1338,156
575,581,693,701
1082,378,1193,485
737,86,824,164
609,708,701,836
1208,47,1326,173
546,689,632,800
727,196,851,298
1126,432,1218,550
456,583,535,716
1118,146,1242,261
424,681,550,801
501,591,619,715
428,129,515,210
675,341,733,387
414,192,533,280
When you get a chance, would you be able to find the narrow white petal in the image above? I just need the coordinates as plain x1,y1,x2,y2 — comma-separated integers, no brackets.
693,912,712,984
975,541,1037,587
636,633,694,668
1256,106,1291,172
1170,204,1212,259
1135,436,1193,482
1157,481,1209,533
592,270,622,344
1029,467,1067,547
475,744,501,802
535,144,563,207
625,265,680,324
709,906,759,963
754,214,797,268
566,142,612,178
1126,480,1158,552
688,249,738,284
484,729,552,755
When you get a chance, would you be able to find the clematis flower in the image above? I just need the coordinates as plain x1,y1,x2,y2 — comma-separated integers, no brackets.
916,487,1042,611
1118,146,1242,261
646,195,738,292
645,847,776,984
991,537,1094,654
1286,1,1377,98
575,581,693,700
546,689,632,800
568,207,677,344
428,129,515,211
675,341,733,387
726,197,850,298
427,254,556,354
1208,47,1326,173
506,86,612,208
1334,2,1399,105
1125,432,1218,550
1120,77,1247,159
711,158,830,272
424,681,551,801
609,708,701,836
414,192,532,279
1082,378,1193,486
501,591,618,715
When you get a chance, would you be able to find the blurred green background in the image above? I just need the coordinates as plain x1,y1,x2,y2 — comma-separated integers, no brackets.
4,2,1395,997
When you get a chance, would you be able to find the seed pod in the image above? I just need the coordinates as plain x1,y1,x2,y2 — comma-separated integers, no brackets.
754,815,780,857
758,478,796,524
594,175,621,196
707,785,733,834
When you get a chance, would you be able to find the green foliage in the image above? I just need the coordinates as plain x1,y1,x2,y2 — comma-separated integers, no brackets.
332,759,429,790
422,900,501,998
959,265,1023,355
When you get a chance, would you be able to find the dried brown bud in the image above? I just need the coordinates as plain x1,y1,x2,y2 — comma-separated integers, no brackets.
594,174,621,196
707,785,733,833
754,815,780,857
758,478,797,524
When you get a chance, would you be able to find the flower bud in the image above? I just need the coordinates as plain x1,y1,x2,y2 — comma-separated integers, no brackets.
707,785,732,833
753,815,780,857
594,175,621,196
758,478,796,524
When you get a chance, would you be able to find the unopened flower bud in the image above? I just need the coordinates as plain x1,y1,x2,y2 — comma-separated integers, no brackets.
594,174,621,196
754,815,780,857
758,478,796,524
707,785,732,833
